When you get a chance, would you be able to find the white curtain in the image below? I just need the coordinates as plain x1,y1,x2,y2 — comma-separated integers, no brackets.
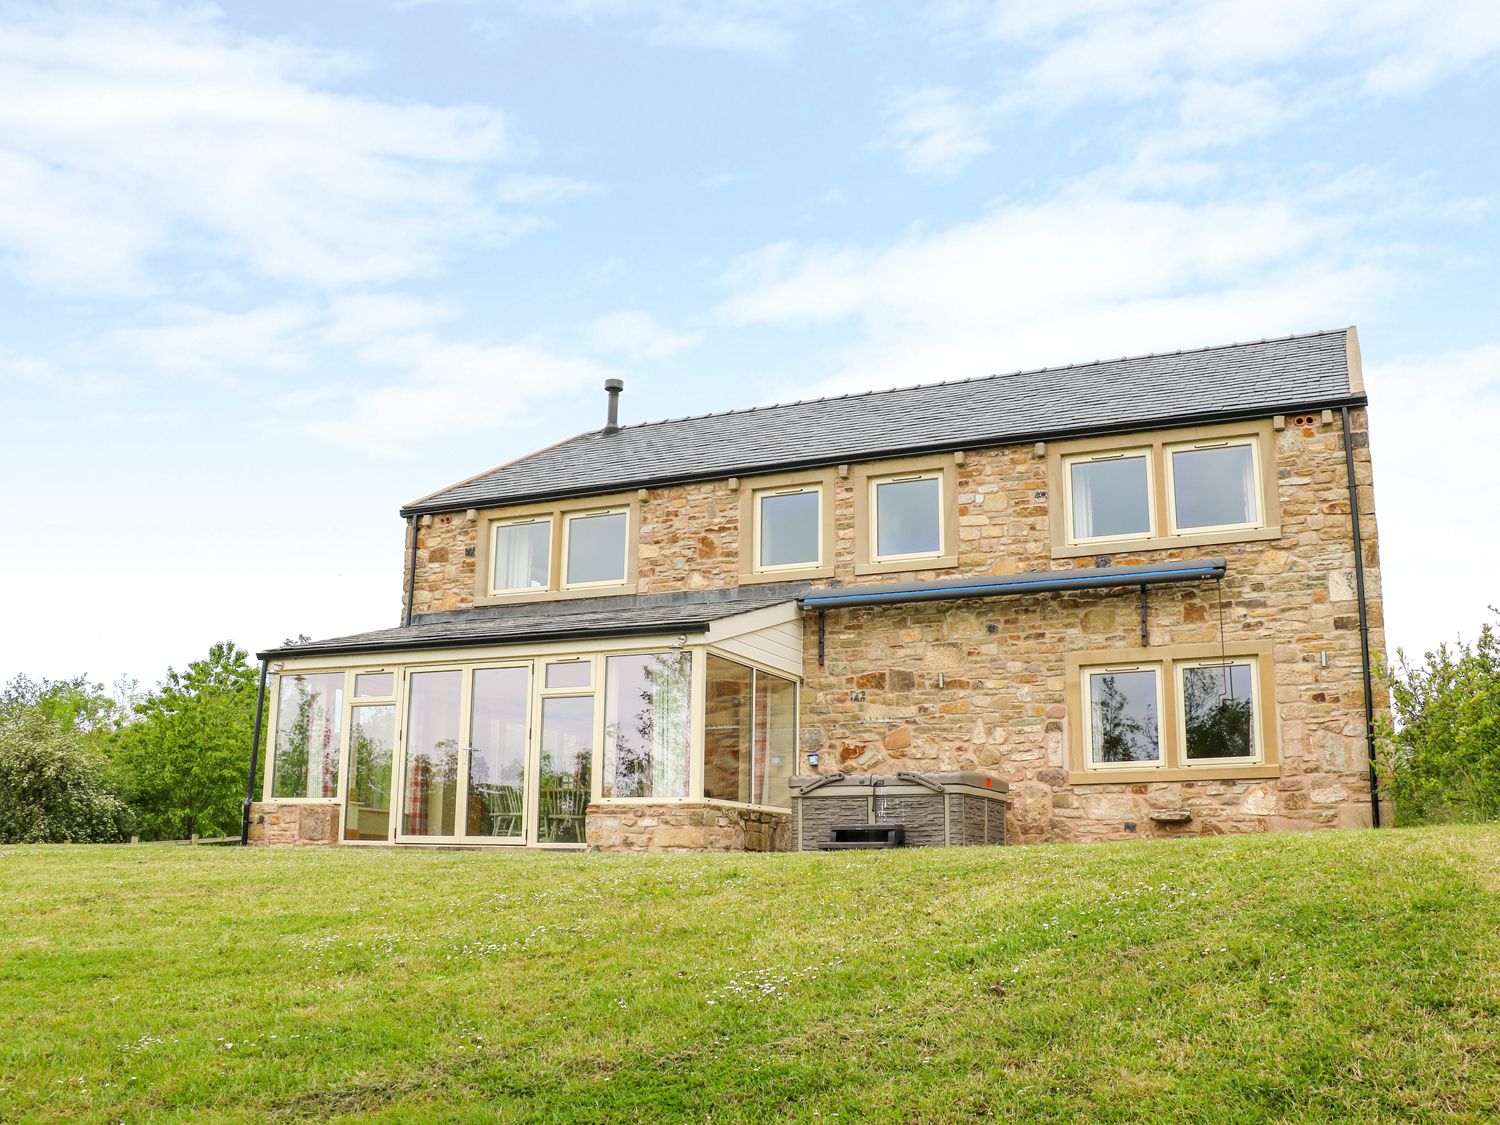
1237,446,1258,524
498,523,545,589
1071,463,1094,539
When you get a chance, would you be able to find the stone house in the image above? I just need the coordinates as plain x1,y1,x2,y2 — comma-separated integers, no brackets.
246,327,1387,851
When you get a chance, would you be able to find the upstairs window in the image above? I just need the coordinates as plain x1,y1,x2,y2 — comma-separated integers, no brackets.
872,472,942,561
564,509,628,588
1050,422,1278,558
492,517,552,592
478,494,639,602
1066,450,1153,544
756,486,822,571
1168,439,1259,533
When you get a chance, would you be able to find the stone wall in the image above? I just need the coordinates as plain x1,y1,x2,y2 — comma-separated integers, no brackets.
400,408,1386,847
585,803,791,852
246,801,340,846
803,409,1386,843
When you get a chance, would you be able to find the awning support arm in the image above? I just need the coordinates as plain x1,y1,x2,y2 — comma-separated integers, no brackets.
817,609,826,667
1140,584,1150,647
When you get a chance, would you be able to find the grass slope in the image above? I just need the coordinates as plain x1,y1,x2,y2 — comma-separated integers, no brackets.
2,827,1498,1123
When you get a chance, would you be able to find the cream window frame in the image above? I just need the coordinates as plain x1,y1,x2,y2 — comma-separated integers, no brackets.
264,633,803,846
1061,447,1157,548
851,455,959,577
1047,420,1281,560
351,669,396,702
1175,656,1263,767
1079,663,1165,770
753,485,824,573
1164,437,1262,537
266,669,350,806
488,515,554,596
737,468,837,584
1064,641,1279,784
561,508,631,591
472,491,640,606
869,471,946,564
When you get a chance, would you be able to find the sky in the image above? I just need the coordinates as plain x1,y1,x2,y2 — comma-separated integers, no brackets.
2,0,1498,690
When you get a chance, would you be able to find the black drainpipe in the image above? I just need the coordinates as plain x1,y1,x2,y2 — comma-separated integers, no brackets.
240,658,270,845
403,515,418,627
1341,406,1381,828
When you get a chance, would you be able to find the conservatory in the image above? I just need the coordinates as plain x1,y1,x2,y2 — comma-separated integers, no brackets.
247,600,802,850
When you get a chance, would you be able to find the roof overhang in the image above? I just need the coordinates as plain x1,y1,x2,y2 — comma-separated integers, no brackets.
255,619,700,663
798,558,1227,611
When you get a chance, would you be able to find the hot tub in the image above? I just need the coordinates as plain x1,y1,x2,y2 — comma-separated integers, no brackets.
789,772,1009,851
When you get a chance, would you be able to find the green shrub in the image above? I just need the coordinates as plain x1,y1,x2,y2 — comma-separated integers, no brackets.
1381,616,1500,825
0,715,133,843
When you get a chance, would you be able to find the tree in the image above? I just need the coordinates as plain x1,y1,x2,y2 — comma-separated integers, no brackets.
108,641,262,841
0,714,133,843
1380,615,1500,825
0,674,124,735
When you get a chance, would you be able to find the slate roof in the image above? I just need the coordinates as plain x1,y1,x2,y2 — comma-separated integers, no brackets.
404,328,1360,516
257,582,809,660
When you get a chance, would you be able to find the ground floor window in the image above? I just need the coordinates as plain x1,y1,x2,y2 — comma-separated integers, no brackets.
602,651,691,799
270,672,344,799
1178,659,1259,763
1082,665,1162,767
1069,644,1273,779
265,642,801,845
344,704,395,841
703,655,797,808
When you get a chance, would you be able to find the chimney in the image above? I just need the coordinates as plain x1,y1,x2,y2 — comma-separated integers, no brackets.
602,378,624,434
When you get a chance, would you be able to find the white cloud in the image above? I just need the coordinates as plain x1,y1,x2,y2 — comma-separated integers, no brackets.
495,174,601,205
718,189,1391,393
876,87,993,178
285,337,615,449
905,0,1500,181
940,0,1500,104
585,310,703,359
528,0,840,55
409,0,841,56
1364,344,1500,657
0,4,534,296
108,302,317,378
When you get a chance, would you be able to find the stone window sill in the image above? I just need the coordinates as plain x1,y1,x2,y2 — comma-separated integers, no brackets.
1052,525,1281,561
739,565,835,585
474,582,638,607
853,554,959,578
1067,764,1281,785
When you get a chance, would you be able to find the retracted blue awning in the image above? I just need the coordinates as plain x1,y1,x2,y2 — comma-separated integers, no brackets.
798,558,1226,610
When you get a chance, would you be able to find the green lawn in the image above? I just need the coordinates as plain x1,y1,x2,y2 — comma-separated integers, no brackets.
2,828,1498,1124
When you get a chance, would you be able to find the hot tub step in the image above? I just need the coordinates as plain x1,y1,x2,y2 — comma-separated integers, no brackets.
818,822,906,849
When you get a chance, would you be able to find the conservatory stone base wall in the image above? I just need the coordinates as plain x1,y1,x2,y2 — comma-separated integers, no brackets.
585,803,791,852
247,801,340,846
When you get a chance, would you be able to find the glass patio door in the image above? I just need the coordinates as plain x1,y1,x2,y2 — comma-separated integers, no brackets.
398,663,535,844
462,665,531,843
399,669,463,839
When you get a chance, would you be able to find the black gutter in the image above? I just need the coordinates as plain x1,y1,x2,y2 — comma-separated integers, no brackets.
1342,406,1382,829
403,515,417,627
399,396,1368,518
256,619,705,663
239,658,270,846
799,559,1227,610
